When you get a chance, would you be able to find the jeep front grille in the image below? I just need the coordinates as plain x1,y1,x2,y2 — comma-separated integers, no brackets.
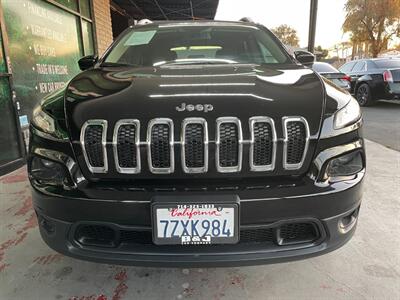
216,117,243,173
182,118,208,173
250,117,276,172
113,120,140,174
80,116,310,174
80,120,108,173
283,117,310,170
147,119,174,174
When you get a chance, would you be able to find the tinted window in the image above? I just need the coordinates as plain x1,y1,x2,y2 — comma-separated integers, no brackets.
312,63,339,73
352,61,366,72
339,62,356,73
374,59,400,69
367,61,377,70
105,25,291,66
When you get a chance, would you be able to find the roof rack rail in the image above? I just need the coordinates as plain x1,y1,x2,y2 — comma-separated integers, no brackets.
137,19,153,25
239,17,254,23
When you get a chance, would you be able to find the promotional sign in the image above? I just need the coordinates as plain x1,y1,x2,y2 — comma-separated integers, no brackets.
2,0,83,118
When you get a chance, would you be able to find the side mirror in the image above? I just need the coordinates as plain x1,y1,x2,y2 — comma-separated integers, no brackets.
78,55,98,71
294,51,315,65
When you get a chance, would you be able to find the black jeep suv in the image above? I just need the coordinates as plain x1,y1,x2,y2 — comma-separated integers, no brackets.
28,20,365,267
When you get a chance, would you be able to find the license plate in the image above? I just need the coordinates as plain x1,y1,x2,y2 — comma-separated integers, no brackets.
152,203,239,245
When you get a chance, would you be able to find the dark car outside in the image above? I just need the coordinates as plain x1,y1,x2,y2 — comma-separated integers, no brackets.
311,62,351,92
28,20,365,267
339,58,400,106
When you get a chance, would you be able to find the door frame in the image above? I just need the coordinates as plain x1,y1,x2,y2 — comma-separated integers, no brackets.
0,5,26,176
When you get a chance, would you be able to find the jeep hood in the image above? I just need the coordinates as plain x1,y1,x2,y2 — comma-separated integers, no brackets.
65,64,325,142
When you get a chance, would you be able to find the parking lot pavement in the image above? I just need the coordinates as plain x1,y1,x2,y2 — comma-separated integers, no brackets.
362,100,400,151
0,139,399,300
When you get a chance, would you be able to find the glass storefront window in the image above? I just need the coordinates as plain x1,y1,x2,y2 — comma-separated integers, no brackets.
79,0,91,19
0,31,7,73
0,0,95,171
77,19,84,56
54,0,78,12
2,0,93,119
82,20,94,55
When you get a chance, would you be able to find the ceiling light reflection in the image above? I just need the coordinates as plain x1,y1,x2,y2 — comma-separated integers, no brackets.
160,72,256,78
159,83,255,87
154,58,237,66
149,93,273,101
256,69,313,85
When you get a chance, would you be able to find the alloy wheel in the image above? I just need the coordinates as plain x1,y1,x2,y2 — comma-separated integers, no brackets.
356,85,369,106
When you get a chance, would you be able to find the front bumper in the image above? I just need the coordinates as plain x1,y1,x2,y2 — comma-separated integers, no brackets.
32,171,364,267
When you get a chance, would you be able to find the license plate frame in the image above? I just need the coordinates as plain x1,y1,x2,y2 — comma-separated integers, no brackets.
151,195,240,246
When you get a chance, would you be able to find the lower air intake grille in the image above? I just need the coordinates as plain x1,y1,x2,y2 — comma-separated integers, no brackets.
278,223,318,245
119,230,153,245
74,222,320,248
84,125,104,168
240,228,274,243
116,124,137,168
75,225,116,247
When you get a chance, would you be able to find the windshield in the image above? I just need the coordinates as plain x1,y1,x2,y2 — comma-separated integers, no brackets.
104,24,291,67
374,59,400,69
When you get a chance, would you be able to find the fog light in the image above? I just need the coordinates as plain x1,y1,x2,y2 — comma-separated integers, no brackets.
327,151,363,177
30,157,66,185
37,214,56,235
338,207,359,234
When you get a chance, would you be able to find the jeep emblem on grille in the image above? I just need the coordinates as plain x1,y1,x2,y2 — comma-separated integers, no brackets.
176,103,214,113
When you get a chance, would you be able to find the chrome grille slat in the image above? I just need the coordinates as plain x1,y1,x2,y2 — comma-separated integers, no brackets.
181,118,208,173
249,116,276,172
113,119,140,174
80,120,108,173
283,117,310,170
147,118,174,174
216,117,243,173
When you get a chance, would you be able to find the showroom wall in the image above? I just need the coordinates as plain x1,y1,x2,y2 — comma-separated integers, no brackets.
0,0,113,174
92,0,113,55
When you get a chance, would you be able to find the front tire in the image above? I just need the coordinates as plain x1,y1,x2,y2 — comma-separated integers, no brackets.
356,83,374,106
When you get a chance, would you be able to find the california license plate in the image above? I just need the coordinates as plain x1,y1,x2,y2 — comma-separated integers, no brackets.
152,203,239,245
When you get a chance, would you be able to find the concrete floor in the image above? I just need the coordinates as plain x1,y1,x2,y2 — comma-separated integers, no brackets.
362,100,400,151
1,140,399,299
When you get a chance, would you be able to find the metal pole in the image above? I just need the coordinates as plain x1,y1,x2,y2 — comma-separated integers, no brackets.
308,0,318,53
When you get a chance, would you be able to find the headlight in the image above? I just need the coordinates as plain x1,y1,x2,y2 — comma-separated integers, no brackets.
333,97,361,129
32,105,55,134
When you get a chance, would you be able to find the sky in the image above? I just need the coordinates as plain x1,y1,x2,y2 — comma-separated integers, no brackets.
215,0,348,49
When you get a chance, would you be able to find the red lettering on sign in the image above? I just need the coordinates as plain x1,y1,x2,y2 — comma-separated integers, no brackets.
170,208,222,219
